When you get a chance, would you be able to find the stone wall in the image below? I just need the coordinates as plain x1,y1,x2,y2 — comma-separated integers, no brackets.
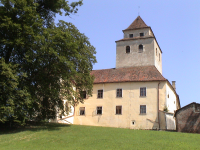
175,103,200,133
116,38,154,68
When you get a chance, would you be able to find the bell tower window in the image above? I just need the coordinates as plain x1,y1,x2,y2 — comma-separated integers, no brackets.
140,33,144,37
138,45,143,53
126,46,130,53
129,34,133,38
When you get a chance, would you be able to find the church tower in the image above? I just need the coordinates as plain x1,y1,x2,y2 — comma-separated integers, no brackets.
115,16,162,74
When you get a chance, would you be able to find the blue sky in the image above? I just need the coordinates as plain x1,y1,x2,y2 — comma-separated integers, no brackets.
56,0,200,107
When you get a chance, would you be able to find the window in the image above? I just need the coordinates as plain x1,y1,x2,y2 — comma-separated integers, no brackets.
116,106,122,115
80,107,85,115
97,89,103,98
116,89,122,97
195,105,200,112
140,33,144,37
138,44,143,53
81,91,86,99
159,53,160,61
132,121,135,125
126,46,130,53
97,106,102,115
140,87,146,96
156,48,157,56
140,105,146,114
129,34,133,38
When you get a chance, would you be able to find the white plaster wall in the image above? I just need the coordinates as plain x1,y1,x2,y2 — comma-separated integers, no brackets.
166,83,177,113
165,113,176,130
58,100,74,124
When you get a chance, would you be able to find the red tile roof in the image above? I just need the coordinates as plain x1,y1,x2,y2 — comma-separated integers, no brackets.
91,66,166,84
124,16,149,31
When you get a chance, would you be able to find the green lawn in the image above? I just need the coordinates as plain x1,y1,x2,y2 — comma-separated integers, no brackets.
0,123,199,150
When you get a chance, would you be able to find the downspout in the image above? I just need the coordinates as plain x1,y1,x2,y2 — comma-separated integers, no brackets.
157,81,161,130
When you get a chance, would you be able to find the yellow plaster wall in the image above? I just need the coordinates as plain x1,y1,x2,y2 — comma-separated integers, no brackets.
74,81,167,129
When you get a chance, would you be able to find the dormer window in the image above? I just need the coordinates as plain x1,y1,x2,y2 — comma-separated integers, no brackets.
140,33,144,37
129,34,133,38
138,45,143,53
126,46,130,53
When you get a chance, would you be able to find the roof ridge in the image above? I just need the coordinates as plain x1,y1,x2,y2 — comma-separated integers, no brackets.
91,66,167,83
124,16,149,31
92,68,116,71
92,65,156,71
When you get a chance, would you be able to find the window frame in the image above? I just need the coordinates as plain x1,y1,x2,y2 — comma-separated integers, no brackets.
132,120,135,125
116,88,122,98
126,46,130,53
79,107,85,116
140,87,146,97
116,105,122,115
129,34,133,38
138,44,143,53
156,48,157,56
97,89,103,99
96,106,102,115
159,53,160,61
140,105,146,115
140,32,144,37
80,91,87,99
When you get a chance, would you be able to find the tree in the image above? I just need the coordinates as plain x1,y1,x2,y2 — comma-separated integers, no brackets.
0,0,96,124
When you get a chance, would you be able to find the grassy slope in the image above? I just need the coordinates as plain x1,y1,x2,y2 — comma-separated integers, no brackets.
0,123,200,150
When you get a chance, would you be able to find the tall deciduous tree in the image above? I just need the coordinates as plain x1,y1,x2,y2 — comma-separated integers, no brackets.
0,0,96,124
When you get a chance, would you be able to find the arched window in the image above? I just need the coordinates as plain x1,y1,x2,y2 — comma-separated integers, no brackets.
126,46,130,53
139,44,143,52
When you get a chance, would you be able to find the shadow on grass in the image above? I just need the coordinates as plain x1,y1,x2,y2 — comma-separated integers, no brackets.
163,130,177,132
0,122,71,135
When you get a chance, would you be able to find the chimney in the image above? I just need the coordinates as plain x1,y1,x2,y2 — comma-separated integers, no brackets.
172,81,176,91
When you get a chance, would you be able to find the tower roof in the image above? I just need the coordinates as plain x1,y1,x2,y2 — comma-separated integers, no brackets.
124,16,149,31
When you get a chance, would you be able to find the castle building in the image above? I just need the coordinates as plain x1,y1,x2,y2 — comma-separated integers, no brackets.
60,16,180,130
